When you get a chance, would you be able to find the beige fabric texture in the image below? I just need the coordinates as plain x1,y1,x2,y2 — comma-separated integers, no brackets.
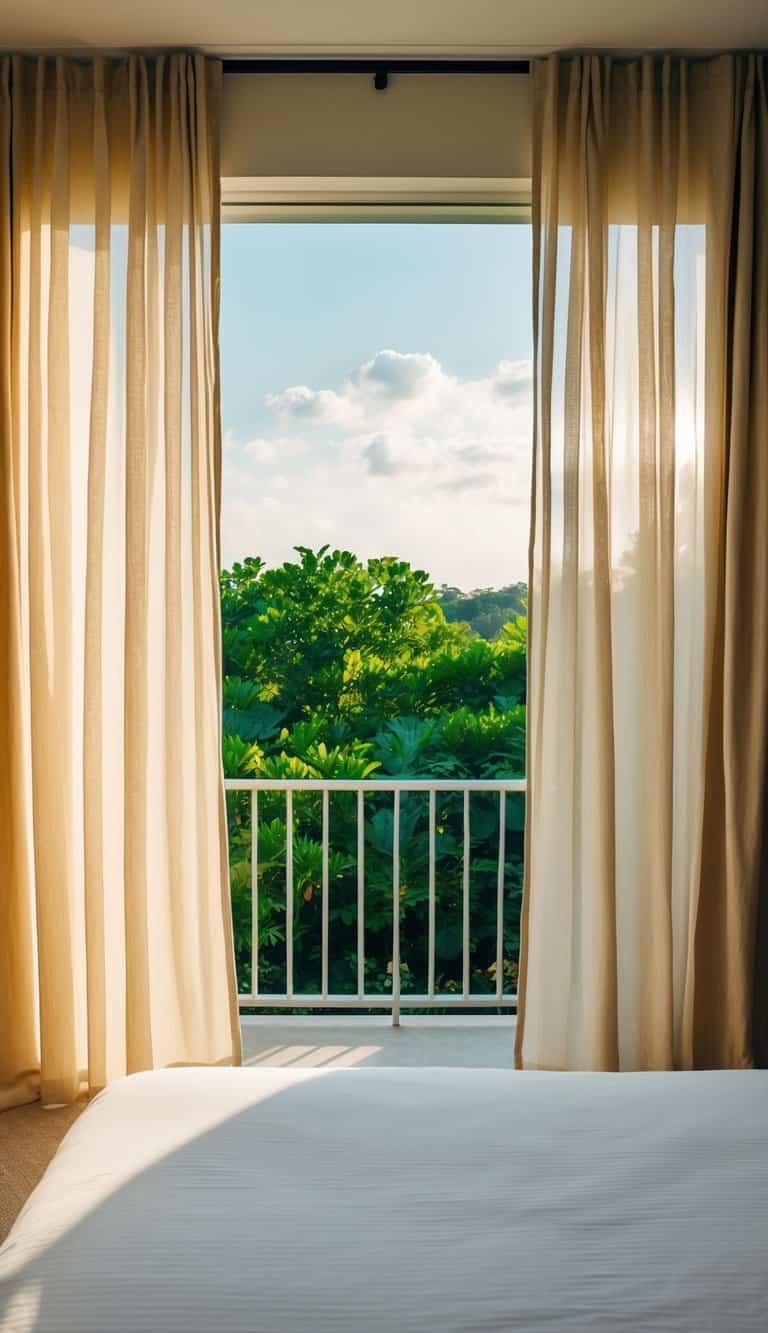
517,53,768,1071
0,54,242,1111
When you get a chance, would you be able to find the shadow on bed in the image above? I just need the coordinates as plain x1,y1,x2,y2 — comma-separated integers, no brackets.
1,1066,767,1333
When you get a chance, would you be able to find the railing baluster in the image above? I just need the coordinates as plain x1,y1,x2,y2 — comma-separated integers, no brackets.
321,788,329,1001
392,789,401,1028
286,788,294,1000
251,790,259,997
463,789,470,999
357,788,365,999
496,789,506,1004
428,788,436,998
225,777,526,1013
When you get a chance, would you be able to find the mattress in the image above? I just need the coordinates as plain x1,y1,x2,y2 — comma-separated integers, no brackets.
1,1066,766,1332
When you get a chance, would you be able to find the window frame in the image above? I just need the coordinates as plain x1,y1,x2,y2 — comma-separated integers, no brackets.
219,183,532,1013
221,175,532,224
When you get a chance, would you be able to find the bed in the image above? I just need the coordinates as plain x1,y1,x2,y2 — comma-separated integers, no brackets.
0,1066,766,1331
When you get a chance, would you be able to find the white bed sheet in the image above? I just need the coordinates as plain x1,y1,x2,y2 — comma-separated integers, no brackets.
1,1066,766,1332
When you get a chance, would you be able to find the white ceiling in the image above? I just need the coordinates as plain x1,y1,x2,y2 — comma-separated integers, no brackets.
0,0,766,56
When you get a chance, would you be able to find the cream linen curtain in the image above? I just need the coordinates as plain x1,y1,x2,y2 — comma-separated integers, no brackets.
516,54,768,1071
0,54,241,1109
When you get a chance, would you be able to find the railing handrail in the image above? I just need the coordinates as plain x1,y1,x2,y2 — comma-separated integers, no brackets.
225,777,526,792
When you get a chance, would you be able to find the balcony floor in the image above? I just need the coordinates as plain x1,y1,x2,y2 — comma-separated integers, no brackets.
241,1014,516,1069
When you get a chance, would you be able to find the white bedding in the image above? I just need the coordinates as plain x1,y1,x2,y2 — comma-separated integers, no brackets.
1,1066,766,1332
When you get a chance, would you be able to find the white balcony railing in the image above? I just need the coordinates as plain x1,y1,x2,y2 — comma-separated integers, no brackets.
224,778,526,1023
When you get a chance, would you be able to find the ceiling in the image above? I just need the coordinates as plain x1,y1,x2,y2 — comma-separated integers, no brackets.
0,0,766,56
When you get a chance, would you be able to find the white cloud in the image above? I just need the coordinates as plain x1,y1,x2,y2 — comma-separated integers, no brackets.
494,359,533,400
222,349,533,587
456,443,511,466
364,435,405,477
243,437,277,464
357,348,441,399
438,473,496,493
266,350,532,480
363,433,440,478
266,349,444,428
265,384,344,423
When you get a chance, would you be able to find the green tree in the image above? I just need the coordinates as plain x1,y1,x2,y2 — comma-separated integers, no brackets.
438,581,528,639
221,547,527,1005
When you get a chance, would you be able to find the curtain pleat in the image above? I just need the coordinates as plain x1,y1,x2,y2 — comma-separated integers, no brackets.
517,53,768,1071
0,62,39,1110
693,56,768,1068
0,53,241,1110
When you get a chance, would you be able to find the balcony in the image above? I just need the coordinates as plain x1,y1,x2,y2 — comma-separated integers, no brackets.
225,777,525,1027
239,1014,516,1069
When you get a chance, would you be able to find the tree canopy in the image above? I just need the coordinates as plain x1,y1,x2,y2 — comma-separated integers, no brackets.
438,581,528,640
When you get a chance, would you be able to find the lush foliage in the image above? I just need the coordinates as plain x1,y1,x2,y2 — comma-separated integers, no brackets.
438,581,528,640
221,547,527,1005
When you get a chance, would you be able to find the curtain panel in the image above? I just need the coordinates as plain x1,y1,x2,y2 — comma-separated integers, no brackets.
0,54,241,1109
517,53,768,1071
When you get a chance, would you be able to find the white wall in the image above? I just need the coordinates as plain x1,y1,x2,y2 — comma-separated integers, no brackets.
221,73,532,180
2,0,768,55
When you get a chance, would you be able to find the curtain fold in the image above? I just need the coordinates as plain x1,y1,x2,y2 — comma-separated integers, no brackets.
0,53,241,1110
516,53,768,1071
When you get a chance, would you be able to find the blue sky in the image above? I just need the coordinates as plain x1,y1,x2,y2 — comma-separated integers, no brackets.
220,222,533,588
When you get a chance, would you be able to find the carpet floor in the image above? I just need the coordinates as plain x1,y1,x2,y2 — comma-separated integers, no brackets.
0,1099,86,1244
